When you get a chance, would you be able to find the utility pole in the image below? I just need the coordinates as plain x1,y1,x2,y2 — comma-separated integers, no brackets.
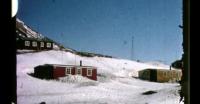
74,46,76,66
60,33,64,64
131,36,134,60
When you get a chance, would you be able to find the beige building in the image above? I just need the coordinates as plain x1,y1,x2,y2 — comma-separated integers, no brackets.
138,69,182,83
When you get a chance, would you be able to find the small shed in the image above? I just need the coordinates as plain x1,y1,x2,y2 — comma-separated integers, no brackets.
138,69,182,83
34,64,97,81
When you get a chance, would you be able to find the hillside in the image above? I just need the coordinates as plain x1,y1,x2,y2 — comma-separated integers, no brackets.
17,50,182,104
16,18,75,52
16,18,114,58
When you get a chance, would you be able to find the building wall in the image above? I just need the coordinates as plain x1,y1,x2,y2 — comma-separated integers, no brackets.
78,68,97,80
34,65,54,79
139,69,182,83
91,69,97,80
53,66,97,80
156,70,170,83
17,39,53,50
138,70,150,81
71,67,76,75
34,65,97,81
156,70,182,83
82,68,87,76
53,67,66,79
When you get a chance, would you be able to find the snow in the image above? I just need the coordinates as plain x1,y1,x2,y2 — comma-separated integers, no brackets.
17,50,183,104
16,18,24,25
53,43,60,50
16,18,45,39
144,61,170,68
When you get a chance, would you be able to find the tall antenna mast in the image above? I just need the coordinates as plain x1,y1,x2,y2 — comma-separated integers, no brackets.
75,52,76,66
131,36,134,60
60,33,63,64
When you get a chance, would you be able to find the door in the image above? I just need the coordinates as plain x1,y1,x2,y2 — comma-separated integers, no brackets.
150,70,157,82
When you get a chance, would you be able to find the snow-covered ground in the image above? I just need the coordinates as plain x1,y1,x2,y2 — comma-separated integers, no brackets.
17,50,183,104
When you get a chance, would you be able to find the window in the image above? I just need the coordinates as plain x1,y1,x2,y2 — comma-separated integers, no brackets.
25,41,30,46
76,67,82,75
87,69,92,76
65,67,71,75
46,43,51,48
40,42,44,47
32,41,37,47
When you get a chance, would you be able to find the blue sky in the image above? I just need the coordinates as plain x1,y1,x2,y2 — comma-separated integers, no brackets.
17,0,183,65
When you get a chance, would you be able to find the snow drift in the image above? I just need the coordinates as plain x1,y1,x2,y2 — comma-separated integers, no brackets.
17,50,183,104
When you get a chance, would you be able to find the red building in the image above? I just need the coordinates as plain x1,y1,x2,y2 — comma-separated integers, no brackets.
34,64,97,81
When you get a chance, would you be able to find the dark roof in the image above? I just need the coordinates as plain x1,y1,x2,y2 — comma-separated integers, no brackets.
17,36,53,42
139,68,181,72
43,64,97,69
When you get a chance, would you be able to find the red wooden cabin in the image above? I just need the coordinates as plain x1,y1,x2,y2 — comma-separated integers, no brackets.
34,64,97,81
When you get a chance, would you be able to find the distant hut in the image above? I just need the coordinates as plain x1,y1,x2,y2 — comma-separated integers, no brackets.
16,28,53,51
16,19,54,50
16,36,53,50
138,69,182,83
34,64,97,81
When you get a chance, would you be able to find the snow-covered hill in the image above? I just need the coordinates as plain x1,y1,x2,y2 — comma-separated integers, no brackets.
17,50,183,104
144,61,170,68
16,18,114,57
16,18,44,39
